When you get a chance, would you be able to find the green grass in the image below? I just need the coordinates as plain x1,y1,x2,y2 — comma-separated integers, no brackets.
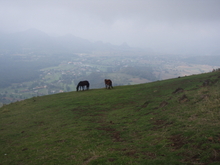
1,72,220,164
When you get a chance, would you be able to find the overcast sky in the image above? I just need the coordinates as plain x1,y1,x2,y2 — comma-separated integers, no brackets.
0,0,220,55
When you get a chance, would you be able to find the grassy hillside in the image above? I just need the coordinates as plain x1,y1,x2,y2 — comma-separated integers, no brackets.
1,71,220,165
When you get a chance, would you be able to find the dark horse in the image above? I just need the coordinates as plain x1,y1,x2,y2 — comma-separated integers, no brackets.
76,80,90,91
104,79,113,89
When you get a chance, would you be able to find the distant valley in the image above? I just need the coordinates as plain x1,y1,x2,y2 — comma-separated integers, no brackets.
0,29,219,106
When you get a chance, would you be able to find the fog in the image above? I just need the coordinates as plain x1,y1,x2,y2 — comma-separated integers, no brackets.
0,0,220,55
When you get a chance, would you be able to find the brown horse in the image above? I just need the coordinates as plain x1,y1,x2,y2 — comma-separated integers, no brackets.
104,79,113,89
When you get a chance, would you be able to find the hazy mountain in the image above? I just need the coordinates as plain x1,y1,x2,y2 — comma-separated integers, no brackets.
0,29,138,54
0,29,55,53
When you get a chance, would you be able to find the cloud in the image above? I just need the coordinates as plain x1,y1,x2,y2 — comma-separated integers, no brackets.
0,0,220,54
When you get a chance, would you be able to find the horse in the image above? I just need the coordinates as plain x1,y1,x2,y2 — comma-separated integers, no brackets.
104,79,113,89
76,80,90,91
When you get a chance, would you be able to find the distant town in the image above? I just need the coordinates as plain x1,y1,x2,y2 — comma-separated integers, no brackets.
0,52,218,107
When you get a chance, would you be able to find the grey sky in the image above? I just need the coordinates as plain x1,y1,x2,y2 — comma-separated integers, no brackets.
0,0,220,54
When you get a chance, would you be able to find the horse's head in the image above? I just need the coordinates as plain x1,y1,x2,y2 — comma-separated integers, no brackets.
76,81,82,91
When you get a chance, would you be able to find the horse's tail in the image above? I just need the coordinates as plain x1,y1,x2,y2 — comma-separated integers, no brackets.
87,82,90,90
110,81,113,88
109,80,113,88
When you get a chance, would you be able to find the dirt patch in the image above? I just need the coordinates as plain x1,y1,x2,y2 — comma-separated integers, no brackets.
172,88,184,94
83,155,100,165
180,153,201,164
60,124,68,127
109,148,127,152
159,101,168,108
179,94,188,103
193,94,209,104
141,101,150,108
168,134,187,150
136,101,150,111
125,150,156,159
111,131,123,142
210,149,220,162
154,119,166,126
34,121,45,126
55,140,66,143
125,150,139,158
96,126,124,142
109,148,139,158
22,148,28,151
96,127,115,132
151,119,173,130
201,94,209,100
71,108,88,113
203,79,212,86
142,151,157,159
110,148,156,160
108,158,115,162
90,114,105,116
